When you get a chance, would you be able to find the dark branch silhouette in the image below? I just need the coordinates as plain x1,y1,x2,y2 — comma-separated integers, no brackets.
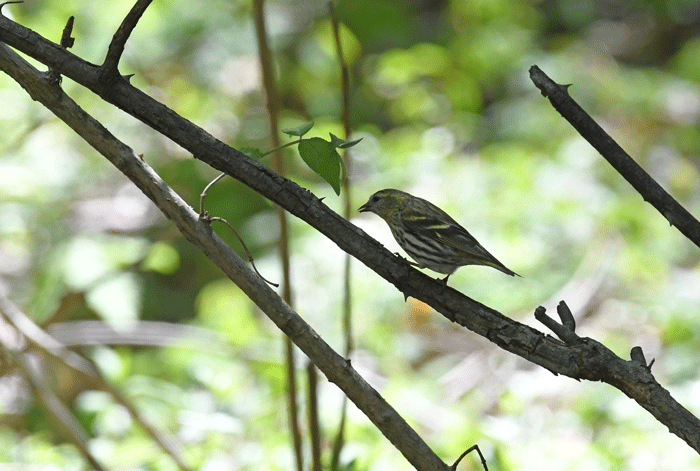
102,0,152,75
529,65,700,248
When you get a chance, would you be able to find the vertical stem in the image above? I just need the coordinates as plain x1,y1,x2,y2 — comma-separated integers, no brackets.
329,3,354,470
307,362,322,471
330,1,353,356
251,2,303,471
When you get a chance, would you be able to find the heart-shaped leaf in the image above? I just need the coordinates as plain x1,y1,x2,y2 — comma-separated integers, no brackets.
298,137,342,195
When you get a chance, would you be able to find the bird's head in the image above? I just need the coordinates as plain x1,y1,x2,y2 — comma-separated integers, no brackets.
358,189,407,220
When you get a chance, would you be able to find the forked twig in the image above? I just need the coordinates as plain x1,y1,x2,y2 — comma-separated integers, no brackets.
534,301,580,345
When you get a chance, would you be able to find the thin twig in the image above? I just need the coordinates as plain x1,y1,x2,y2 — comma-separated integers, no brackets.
60,16,75,48
529,65,700,248
202,176,279,287
199,172,226,216
307,362,322,471
210,216,279,287
330,403,347,471
328,0,353,358
450,445,488,471
47,15,75,84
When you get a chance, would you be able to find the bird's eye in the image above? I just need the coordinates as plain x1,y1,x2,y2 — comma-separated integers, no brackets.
371,195,380,203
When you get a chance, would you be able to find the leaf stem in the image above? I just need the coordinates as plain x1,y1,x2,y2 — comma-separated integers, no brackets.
262,138,302,157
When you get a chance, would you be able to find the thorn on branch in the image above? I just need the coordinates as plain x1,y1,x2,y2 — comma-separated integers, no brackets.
534,301,580,344
450,444,488,471
61,16,75,48
46,15,76,85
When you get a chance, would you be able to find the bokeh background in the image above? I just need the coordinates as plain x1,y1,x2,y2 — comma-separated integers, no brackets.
2,0,700,469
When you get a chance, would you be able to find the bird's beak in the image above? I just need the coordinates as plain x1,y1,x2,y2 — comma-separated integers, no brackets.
358,202,371,213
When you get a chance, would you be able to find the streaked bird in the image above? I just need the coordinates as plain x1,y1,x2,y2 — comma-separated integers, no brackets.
359,189,518,282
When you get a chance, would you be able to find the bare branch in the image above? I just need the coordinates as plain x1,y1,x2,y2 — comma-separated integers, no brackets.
0,296,194,471
529,65,700,248
0,305,107,471
102,0,152,75
450,445,488,471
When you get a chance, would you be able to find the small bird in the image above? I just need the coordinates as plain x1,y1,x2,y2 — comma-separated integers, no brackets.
359,189,518,282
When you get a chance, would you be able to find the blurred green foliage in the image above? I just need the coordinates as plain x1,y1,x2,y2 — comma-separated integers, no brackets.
2,0,700,469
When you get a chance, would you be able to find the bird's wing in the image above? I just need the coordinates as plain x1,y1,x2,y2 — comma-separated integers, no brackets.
400,205,481,252
401,205,515,273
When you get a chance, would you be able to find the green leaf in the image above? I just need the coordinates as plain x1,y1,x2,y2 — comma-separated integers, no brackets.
282,121,314,137
338,137,363,149
240,146,264,161
298,137,342,195
329,133,345,148
329,133,363,149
